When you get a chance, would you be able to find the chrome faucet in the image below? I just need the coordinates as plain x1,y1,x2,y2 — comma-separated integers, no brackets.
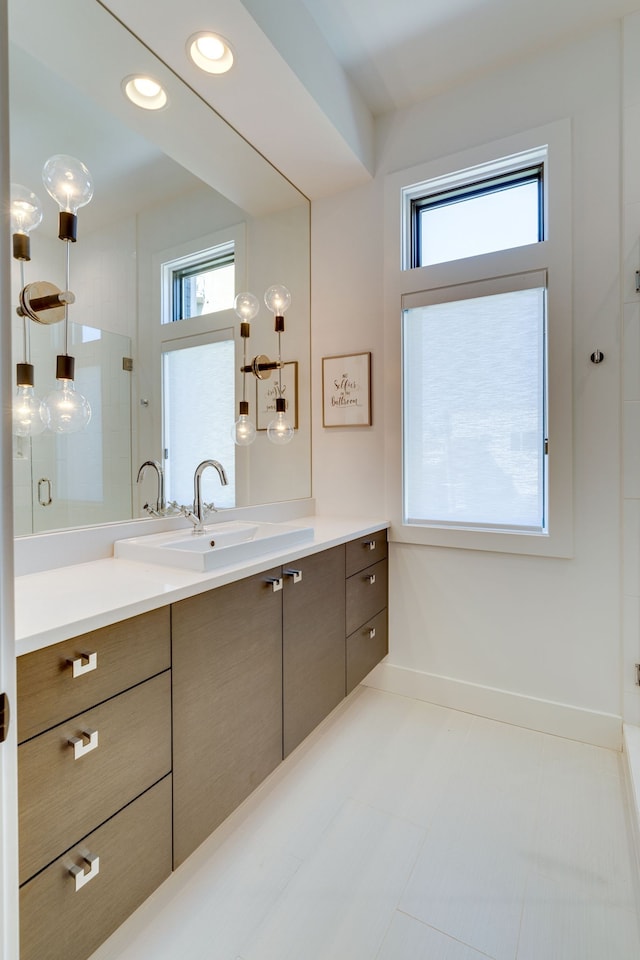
136,460,165,517
192,459,229,530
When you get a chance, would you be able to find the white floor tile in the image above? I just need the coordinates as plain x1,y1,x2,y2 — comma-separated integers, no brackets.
240,797,425,960
516,873,640,960
88,826,301,960
376,911,496,959
86,688,639,960
399,718,544,960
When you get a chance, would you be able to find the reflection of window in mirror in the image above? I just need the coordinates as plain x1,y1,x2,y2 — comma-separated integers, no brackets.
151,230,245,516
165,243,235,322
162,336,236,509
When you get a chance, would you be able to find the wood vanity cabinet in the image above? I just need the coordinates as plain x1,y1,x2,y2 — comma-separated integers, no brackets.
17,608,172,960
282,545,346,756
15,529,388,960
172,567,284,867
345,530,389,694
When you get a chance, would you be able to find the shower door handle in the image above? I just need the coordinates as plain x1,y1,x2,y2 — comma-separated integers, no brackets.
37,477,52,506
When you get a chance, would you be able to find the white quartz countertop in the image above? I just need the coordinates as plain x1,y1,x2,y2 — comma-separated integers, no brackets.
15,516,389,656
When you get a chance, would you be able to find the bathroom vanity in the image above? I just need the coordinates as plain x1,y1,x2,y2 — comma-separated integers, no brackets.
14,516,388,960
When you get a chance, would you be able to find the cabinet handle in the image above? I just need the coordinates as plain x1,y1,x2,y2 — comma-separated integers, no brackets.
284,568,303,583
366,573,376,585
68,652,97,678
266,577,283,593
364,540,376,551
68,728,99,759
368,627,376,640
69,853,100,891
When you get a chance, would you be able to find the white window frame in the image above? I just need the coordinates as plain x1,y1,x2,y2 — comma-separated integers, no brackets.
384,120,573,558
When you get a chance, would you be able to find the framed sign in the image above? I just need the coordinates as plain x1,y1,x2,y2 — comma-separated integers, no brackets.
256,361,298,430
322,352,371,427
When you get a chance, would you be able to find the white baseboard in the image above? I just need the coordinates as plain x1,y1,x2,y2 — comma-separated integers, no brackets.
623,724,640,883
363,662,622,750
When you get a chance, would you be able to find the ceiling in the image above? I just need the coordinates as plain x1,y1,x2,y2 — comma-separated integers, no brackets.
99,0,640,199
298,0,640,116
12,0,640,209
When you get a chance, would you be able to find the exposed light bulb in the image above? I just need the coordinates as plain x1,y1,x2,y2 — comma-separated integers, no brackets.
231,400,256,446
234,291,260,322
13,364,46,437
232,415,257,446
44,380,92,434
13,385,47,437
267,411,294,445
42,155,94,216
43,356,91,434
10,183,43,238
264,284,291,318
266,398,293,445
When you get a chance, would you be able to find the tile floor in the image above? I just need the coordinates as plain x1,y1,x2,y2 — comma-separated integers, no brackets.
89,686,640,960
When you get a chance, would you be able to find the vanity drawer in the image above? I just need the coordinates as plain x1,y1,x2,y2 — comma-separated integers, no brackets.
17,605,170,742
346,609,388,694
346,558,388,636
345,529,388,577
20,774,172,960
19,671,171,885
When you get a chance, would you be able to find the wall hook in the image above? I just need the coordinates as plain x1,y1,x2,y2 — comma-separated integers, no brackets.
590,350,604,364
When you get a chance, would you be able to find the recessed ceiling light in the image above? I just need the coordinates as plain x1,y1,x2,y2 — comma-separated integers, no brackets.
122,75,168,110
187,32,234,75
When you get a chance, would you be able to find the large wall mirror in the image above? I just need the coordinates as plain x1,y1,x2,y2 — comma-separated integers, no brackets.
9,0,311,537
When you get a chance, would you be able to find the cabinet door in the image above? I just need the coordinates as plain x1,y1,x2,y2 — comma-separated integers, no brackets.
172,568,283,867
283,545,346,757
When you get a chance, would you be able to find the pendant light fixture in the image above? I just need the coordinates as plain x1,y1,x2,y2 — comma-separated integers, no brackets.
231,292,259,446
10,184,47,437
234,284,295,446
40,154,94,434
264,284,294,445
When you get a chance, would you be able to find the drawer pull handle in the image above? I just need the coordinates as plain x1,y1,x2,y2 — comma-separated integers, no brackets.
266,577,283,593
364,540,376,551
368,627,376,640
69,853,100,891
366,574,376,585
284,568,303,583
68,728,99,759
68,652,97,678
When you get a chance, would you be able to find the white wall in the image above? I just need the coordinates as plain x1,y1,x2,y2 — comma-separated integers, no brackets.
312,22,624,746
623,12,640,728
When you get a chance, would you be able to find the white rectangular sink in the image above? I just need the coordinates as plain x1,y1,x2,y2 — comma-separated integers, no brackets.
114,520,314,572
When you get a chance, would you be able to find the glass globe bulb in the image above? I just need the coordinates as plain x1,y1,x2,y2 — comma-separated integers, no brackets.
234,292,260,322
231,413,257,446
264,284,291,317
43,380,92,434
266,411,294,445
13,386,47,437
10,183,43,235
42,155,94,214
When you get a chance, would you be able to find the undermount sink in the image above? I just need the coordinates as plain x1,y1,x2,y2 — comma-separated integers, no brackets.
114,520,314,572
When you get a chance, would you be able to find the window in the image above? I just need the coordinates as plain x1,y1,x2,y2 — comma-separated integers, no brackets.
157,233,243,510
164,243,235,323
410,165,543,267
403,273,547,532
162,334,235,508
385,121,572,557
